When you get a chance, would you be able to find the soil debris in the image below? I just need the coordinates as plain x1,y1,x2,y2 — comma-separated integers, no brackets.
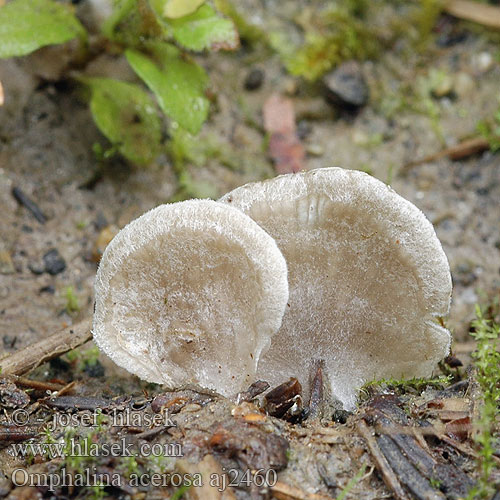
10,187,46,225
264,378,303,420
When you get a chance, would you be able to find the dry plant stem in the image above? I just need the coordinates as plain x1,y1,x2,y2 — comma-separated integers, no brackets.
271,481,334,500
356,420,410,500
444,0,500,28
0,318,92,376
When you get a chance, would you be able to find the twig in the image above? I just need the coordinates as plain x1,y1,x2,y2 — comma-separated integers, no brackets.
270,481,334,500
8,376,64,392
444,0,500,29
403,137,489,171
0,318,92,376
11,187,47,224
356,420,410,500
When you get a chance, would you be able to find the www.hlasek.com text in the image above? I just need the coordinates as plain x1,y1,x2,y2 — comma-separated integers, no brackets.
9,437,182,460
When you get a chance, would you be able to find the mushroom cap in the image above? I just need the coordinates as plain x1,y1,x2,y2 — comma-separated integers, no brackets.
92,199,289,396
220,168,452,409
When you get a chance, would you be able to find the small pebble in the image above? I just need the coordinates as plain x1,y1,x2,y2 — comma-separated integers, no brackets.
43,248,66,275
244,68,264,91
431,75,454,98
2,335,16,349
473,52,494,73
0,251,15,275
28,261,45,275
323,61,369,109
306,144,325,157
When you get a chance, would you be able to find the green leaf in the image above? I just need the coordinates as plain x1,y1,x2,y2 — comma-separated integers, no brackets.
84,78,162,166
170,4,238,51
126,44,209,134
0,0,86,59
151,0,205,19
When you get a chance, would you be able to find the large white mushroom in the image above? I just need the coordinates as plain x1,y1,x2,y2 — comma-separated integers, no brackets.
92,199,289,396
220,167,452,409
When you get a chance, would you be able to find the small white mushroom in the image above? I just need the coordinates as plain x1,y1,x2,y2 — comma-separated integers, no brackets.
92,200,289,396
220,167,452,409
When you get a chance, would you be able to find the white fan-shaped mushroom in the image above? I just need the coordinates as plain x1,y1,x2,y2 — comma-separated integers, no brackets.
220,168,452,409
92,200,289,396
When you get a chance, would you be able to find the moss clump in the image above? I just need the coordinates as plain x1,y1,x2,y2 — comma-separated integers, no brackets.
466,305,500,499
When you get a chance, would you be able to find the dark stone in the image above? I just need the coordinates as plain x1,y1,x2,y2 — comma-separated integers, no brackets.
84,360,105,378
323,61,369,109
39,285,55,294
2,335,17,349
43,248,66,275
332,409,349,424
244,68,264,91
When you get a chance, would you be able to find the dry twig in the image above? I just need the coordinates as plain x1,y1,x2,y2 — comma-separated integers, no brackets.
0,318,92,376
403,137,490,171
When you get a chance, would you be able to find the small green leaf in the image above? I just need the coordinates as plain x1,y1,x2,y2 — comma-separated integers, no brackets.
170,4,238,51
84,78,162,166
126,44,209,134
0,0,86,59
152,0,205,19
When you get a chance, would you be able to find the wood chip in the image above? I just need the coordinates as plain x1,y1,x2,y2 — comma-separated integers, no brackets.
0,80,4,106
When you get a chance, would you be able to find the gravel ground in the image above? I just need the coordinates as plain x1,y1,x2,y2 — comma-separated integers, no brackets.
0,0,499,384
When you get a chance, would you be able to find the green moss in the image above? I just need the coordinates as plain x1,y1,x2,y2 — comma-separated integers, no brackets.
362,374,453,394
270,4,377,81
466,305,500,499
477,109,500,152
65,286,80,314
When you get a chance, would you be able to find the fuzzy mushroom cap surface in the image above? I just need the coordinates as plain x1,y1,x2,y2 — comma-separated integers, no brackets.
92,200,289,396
220,168,452,409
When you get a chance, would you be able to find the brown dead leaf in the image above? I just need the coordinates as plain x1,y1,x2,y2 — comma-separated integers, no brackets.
0,80,4,106
263,94,305,174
